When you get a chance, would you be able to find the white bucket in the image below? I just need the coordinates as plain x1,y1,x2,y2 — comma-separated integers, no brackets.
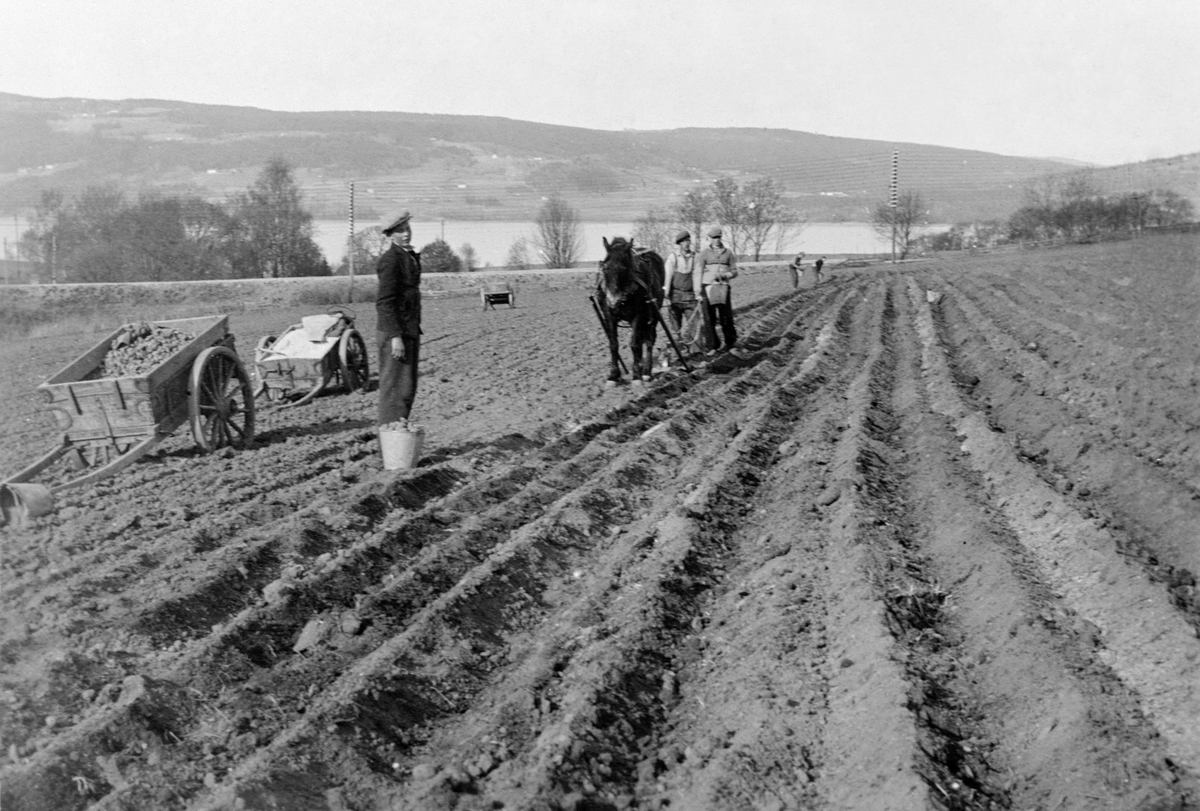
0,483,56,528
705,283,730,305
379,425,425,470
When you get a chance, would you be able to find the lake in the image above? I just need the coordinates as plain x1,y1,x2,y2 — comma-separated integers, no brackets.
3,215,935,270
312,219,921,267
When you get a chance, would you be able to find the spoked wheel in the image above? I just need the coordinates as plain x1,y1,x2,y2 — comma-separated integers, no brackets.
337,328,369,391
189,346,256,452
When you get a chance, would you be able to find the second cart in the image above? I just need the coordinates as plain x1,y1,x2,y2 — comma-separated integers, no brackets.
253,306,370,407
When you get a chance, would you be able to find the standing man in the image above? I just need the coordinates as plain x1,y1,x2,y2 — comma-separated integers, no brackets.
695,226,739,353
376,211,422,428
662,230,699,364
814,256,825,284
788,253,805,289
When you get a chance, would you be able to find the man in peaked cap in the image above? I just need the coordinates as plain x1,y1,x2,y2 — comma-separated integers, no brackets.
381,211,412,234
375,211,423,430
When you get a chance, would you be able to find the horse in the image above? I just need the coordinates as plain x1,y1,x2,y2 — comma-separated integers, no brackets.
594,236,665,387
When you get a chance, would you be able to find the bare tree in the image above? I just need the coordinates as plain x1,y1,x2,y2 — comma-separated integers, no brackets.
711,176,746,255
674,186,712,246
506,236,532,270
773,209,806,257
533,195,583,268
336,225,385,275
871,190,927,259
632,205,676,255
460,242,478,272
18,189,66,281
742,177,794,261
1148,189,1195,226
229,157,324,277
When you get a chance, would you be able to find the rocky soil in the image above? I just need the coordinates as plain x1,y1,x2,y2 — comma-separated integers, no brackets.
2,234,1199,811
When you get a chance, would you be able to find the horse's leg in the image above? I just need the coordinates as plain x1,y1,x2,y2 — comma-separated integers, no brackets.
628,316,645,385
603,310,623,387
640,315,656,381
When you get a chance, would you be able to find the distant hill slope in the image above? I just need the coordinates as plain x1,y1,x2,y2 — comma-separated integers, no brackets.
1,92,1193,224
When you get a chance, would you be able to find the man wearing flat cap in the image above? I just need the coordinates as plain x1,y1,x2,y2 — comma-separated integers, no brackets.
662,230,701,363
375,211,422,427
695,226,739,352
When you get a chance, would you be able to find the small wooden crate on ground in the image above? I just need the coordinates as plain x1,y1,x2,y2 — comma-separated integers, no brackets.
481,284,516,310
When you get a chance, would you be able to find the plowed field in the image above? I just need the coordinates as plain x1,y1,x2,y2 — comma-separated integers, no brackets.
3,234,1199,811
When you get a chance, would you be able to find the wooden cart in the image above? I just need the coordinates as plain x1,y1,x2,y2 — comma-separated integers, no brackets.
252,306,369,407
481,284,516,310
3,314,255,497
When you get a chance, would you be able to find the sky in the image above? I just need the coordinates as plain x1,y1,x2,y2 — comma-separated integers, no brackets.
3,0,1199,167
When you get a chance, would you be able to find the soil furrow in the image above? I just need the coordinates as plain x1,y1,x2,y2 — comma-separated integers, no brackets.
910,277,1200,781
939,272,1199,487
928,276,1200,625
892,280,1186,810
1,278,840,811
179,283,865,811
7,248,1198,811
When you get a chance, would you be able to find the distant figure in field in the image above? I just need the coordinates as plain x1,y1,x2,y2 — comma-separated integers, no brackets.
788,253,805,289
814,256,825,283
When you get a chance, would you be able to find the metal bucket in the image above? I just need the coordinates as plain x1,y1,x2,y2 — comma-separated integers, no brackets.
705,283,730,305
0,483,56,528
379,425,425,470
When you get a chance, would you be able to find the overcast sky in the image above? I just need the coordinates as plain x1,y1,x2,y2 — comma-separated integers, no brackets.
4,0,1198,166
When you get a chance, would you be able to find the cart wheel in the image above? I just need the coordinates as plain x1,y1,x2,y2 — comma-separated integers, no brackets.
338,328,370,392
189,346,255,453
286,364,332,408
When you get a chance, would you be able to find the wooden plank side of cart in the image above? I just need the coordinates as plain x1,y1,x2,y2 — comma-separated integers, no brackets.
37,315,231,443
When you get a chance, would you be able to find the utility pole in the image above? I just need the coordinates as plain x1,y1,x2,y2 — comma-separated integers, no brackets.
347,181,355,302
890,150,899,264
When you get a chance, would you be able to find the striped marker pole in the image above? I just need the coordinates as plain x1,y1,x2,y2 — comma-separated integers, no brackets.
890,150,898,263
348,181,355,302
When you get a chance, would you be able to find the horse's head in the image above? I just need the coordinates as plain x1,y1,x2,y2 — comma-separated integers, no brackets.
599,236,636,309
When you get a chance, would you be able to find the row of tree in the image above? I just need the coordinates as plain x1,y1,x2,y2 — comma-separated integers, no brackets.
19,159,330,283
920,176,1194,253
338,225,481,276
20,159,1194,282
337,195,582,275
628,177,803,260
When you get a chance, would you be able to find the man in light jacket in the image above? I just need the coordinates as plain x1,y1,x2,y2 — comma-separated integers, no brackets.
695,226,738,352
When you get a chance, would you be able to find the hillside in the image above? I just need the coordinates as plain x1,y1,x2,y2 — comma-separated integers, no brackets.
1,92,1194,223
